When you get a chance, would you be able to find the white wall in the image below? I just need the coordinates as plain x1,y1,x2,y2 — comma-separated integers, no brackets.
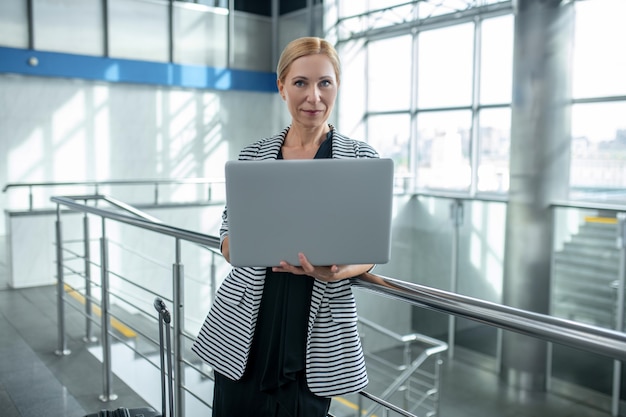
0,73,285,233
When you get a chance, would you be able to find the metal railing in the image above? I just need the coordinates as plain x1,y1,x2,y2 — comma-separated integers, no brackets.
3,178,225,211
358,316,447,416
52,194,430,416
50,193,626,417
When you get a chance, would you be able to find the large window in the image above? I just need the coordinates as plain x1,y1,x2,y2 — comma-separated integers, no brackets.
570,0,626,192
352,13,513,194
339,0,626,197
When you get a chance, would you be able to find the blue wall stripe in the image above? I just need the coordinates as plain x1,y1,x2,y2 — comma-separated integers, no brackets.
0,46,278,93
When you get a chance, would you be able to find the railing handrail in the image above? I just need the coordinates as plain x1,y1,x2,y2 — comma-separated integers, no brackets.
9,178,626,214
51,194,626,361
50,194,626,416
353,275,626,362
550,199,626,213
51,195,220,248
3,178,224,192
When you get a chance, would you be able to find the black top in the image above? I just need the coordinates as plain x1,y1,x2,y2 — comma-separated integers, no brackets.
252,133,333,410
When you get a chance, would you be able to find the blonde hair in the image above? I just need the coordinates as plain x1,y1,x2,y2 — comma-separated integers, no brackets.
276,37,341,85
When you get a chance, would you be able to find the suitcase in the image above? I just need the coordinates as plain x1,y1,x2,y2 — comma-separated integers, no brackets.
85,298,174,417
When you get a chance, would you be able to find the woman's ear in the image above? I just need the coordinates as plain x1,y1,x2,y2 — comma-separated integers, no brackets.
277,79,286,101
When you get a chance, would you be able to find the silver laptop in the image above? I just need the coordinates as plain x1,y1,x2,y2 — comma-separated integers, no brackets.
224,158,394,267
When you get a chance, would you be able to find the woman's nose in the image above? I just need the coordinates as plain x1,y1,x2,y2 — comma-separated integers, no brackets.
307,85,321,102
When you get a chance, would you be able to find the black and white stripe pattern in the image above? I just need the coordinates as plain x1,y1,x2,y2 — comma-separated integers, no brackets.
192,125,378,397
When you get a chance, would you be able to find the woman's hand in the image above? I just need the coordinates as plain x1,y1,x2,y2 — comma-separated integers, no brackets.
221,236,230,263
272,252,373,282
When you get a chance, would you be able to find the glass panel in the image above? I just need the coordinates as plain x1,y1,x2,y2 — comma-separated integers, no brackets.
551,206,620,328
109,0,169,62
416,110,472,190
570,102,626,192
573,0,626,98
550,205,620,400
232,14,273,71
279,9,322,51
480,15,513,105
0,0,29,48
33,0,104,56
174,4,228,67
367,35,412,112
417,23,474,109
477,107,510,193
366,113,411,191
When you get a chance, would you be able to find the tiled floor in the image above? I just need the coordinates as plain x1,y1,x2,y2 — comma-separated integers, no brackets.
0,240,618,417
0,285,149,417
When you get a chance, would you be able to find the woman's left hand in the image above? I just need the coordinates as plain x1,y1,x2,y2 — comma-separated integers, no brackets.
272,252,373,282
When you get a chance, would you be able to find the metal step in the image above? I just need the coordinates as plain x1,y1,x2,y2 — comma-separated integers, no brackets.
570,222,618,248
561,241,620,260
551,219,621,329
553,257,619,280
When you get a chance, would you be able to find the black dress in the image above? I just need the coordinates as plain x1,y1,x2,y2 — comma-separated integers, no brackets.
212,135,333,417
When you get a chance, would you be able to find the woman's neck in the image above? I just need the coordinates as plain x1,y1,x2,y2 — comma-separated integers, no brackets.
281,124,331,160
284,124,329,149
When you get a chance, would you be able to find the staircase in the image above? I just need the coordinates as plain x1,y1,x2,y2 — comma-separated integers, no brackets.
551,219,621,329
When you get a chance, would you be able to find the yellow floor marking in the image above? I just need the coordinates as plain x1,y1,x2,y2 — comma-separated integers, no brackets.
333,396,378,417
64,283,137,338
64,285,384,414
584,216,618,224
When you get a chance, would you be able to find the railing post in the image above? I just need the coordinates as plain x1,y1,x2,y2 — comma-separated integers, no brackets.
173,238,185,417
28,185,34,211
55,204,71,356
357,329,366,417
83,210,97,343
434,355,443,416
99,218,117,402
612,213,626,417
210,251,217,303
448,199,463,359
402,340,411,410
154,183,159,205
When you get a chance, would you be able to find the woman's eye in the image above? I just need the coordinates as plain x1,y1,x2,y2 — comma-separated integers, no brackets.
320,80,331,87
294,80,305,87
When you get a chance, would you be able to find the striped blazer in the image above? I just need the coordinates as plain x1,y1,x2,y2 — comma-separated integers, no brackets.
192,126,378,397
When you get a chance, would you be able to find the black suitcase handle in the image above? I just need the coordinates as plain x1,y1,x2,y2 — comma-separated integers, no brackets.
154,298,174,417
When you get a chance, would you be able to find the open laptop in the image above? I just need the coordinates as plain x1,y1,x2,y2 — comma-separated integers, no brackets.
224,158,394,267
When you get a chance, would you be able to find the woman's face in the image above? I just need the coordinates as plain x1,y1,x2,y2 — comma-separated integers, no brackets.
277,53,338,130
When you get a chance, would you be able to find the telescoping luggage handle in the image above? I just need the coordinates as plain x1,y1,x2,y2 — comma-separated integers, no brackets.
154,298,174,417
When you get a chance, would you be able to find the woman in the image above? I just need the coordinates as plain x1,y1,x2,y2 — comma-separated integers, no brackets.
192,36,379,417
